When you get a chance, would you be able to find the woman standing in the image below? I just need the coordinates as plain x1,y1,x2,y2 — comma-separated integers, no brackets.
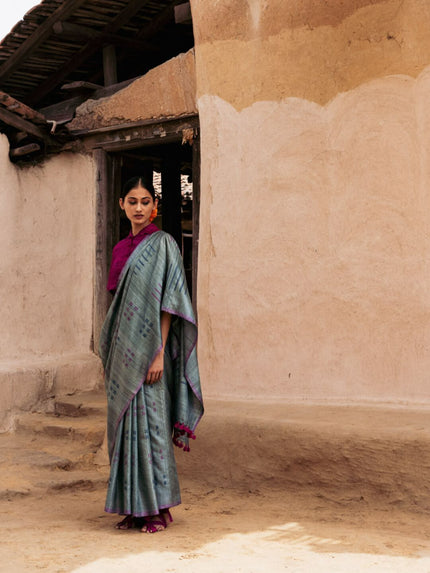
99,175,203,533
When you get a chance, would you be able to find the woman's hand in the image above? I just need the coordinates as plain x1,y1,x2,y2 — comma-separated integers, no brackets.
145,352,164,384
145,312,171,385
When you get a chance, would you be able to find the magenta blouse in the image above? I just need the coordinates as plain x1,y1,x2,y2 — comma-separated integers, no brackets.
107,223,159,292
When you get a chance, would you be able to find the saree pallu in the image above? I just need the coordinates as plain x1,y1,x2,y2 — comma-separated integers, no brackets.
99,231,204,517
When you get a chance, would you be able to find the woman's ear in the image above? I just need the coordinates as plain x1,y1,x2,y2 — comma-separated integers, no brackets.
119,198,124,210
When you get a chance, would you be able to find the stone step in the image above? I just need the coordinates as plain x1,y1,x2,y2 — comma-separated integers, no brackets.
0,466,108,500
53,390,107,418
0,433,108,501
16,411,106,448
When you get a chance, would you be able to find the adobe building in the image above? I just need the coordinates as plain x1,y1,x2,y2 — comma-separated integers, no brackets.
1,0,430,430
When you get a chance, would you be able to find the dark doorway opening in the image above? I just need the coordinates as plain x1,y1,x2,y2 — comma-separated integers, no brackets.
112,139,196,299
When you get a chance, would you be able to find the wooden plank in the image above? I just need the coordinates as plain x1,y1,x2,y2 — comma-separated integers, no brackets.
87,1,176,85
9,142,40,157
0,106,50,141
52,21,97,40
69,115,199,151
61,81,103,92
191,132,200,316
26,0,154,106
93,148,114,354
0,0,88,83
39,94,88,123
53,20,157,52
103,45,117,87
0,90,47,123
135,0,177,41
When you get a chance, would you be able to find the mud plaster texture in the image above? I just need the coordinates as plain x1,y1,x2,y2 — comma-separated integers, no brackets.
191,0,430,108
196,72,430,402
190,0,430,403
69,49,197,131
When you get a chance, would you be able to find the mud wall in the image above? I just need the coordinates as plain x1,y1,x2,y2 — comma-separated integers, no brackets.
191,0,430,402
0,138,100,428
69,49,196,131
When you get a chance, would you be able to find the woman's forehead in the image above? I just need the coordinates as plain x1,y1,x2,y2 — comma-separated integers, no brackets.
126,186,153,198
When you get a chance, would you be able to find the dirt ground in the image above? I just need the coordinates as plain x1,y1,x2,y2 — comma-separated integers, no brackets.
2,478,430,573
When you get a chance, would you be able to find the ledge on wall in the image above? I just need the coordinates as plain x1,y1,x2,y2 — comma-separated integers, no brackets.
0,352,103,432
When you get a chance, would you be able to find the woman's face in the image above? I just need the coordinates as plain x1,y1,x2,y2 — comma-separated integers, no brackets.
119,185,157,234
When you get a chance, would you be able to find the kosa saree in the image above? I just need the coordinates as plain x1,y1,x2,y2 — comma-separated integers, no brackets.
99,231,203,517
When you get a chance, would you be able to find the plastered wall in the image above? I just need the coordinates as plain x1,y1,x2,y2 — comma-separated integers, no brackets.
192,0,430,402
0,137,95,359
0,138,99,427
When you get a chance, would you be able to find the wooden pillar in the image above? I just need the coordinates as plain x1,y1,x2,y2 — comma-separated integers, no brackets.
93,148,116,353
161,155,182,248
103,45,117,87
191,134,200,316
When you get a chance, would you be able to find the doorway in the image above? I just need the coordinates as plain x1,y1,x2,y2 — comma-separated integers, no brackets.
92,125,200,351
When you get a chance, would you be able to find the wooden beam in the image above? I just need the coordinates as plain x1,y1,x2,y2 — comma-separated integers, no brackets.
0,0,88,83
52,21,96,41
89,0,177,85
103,45,117,87
136,1,177,41
69,115,199,153
61,81,103,93
10,143,41,157
38,94,88,124
53,20,157,52
0,90,47,124
93,148,115,353
0,106,50,142
26,0,155,106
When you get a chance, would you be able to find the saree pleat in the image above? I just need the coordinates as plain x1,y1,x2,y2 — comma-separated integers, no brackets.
105,358,181,517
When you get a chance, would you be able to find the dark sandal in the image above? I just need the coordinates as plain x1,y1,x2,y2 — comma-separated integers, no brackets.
141,510,172,533
115,515,136,530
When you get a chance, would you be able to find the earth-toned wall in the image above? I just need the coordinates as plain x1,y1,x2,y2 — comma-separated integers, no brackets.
69,49,197,131
0,137,100,428
192,0,430,402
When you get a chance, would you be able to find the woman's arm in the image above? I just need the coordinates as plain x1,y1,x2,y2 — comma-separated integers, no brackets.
145,311,172,384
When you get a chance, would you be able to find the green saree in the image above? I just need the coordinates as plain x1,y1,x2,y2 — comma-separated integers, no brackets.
99,231,203,517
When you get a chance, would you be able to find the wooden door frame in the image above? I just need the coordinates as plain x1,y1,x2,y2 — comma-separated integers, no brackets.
91,116,200,353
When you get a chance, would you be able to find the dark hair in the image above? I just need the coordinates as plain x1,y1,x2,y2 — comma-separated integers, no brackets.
121,175,156,200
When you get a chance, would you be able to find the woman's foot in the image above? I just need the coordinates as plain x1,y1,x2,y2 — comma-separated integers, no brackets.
141,510,173,533
115,515,136,530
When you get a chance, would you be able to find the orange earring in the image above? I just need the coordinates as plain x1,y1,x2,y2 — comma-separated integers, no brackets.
149,206,158,222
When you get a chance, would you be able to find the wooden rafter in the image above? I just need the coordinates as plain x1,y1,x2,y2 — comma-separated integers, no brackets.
89,0,179,85
52,21,157,52
26,0,156,106
0,90,46,124
0,106,50,142
0,0,88,83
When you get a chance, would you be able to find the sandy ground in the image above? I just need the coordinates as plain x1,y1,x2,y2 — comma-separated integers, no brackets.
2,479,430,573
